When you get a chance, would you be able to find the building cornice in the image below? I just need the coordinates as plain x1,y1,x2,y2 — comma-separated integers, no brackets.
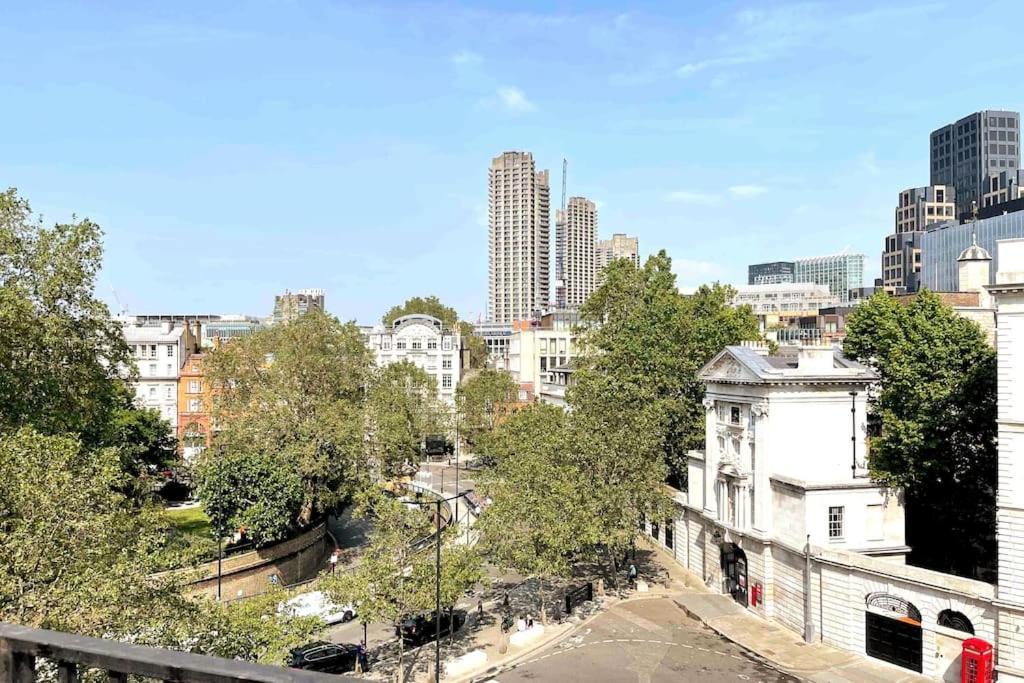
770,474,884,493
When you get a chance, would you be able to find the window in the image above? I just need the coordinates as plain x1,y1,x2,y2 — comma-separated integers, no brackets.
442,358,452,370
166,363,173,375
150,345,157,358
148,363,157,376
664,520,674,549
730,406,741,424
165,386,172,399
166,345,174,357
148,386,156,398
188,379,201,393
188,398,201,412
441,374,452,389
427,339,437,350
828,506,844,539
411,338,422,350
539,339,548,353
382,339,391,350
442,337,452,351
937,609,975,635
396,340,406,350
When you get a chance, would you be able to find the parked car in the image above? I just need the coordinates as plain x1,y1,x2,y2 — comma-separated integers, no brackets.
278,591,356,625
423,434,454,458
396,609,466,646
287,641,362,673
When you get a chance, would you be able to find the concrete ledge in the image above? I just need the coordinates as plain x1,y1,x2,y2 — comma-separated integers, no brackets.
508,624,544,648
445,649,487,677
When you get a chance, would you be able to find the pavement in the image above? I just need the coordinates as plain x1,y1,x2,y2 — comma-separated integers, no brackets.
642,540,933,683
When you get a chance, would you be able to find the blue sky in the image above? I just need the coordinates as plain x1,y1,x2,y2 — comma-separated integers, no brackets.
3,1,1022,324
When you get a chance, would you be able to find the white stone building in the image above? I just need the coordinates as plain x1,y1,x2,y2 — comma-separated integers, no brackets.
121,319,199,430
987,238,1024,681
687,344,908,562
364,314,460,405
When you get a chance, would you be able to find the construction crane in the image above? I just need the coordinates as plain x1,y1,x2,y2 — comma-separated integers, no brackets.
561,158,567,212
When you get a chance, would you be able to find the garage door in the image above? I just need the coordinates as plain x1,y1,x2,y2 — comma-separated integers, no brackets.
865,611,922,673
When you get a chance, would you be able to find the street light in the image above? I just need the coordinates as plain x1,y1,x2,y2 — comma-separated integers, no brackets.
406,489,474,683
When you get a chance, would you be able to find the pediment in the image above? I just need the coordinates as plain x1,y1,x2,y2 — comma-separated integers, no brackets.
701,352,761,383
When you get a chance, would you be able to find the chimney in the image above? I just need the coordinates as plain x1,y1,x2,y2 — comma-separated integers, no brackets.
740,340,771,357
161,321,173,334
796,345,834,372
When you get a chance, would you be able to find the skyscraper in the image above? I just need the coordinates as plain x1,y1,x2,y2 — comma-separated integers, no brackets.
747,261,795,285
930,110,1020,217
881,185,956,293
555,196,597,309
488,151,550,323
596,233,640,279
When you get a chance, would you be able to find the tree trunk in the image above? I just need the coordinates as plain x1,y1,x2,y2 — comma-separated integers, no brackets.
606,547,620,594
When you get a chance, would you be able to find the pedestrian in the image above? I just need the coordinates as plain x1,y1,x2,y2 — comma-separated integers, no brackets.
502,591,510,610
526,614,534,629
355,644,364,674
329,550,339,573
477,598,484,619
627,563,637,588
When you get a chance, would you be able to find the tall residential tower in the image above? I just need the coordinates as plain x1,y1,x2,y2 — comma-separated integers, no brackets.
488,151,550,323
556,196,598,309
596,233,640,280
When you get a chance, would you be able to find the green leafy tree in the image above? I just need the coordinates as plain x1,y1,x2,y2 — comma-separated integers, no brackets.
324,491,479,681
576,255,759,484
844,290,997,577
477,404,602,615
455,369,519,454
0,428,190,635
383,296,458,328
458,321,488,370
367,360,447,478
0,188,132,447
197,311,372,543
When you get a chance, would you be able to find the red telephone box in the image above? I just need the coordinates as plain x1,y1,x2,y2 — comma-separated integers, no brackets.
960,638,993,683
750,582,762,607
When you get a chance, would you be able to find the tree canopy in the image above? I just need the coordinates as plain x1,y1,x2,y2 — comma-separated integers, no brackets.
844,290,997,578
574,252,760,483
383,295,458,328
366,360,447,478
197,311,373,542
455,368,520,453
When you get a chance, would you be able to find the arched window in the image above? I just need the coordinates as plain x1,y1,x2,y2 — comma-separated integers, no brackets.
937,609,975,635
865,592,922,623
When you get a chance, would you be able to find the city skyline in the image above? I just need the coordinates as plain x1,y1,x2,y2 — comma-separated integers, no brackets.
3,2,1024,323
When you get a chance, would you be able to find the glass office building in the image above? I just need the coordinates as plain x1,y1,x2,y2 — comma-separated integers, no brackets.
793,253,865,303
920,211,1024,291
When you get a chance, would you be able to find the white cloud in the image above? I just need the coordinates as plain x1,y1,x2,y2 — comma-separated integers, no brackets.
494,86,536,114
729,184,768,198
676,54,761,78
451,50,482,66
664,190,721,205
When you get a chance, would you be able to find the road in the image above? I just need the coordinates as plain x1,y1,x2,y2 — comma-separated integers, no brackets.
488,598,798,683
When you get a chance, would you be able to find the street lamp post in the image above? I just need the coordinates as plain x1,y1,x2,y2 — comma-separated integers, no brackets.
408,490,473,683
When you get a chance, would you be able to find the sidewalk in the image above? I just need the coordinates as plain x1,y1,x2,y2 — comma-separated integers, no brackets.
642,540,932,683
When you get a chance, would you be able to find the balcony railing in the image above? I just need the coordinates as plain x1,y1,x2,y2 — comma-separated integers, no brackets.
0,623,356,682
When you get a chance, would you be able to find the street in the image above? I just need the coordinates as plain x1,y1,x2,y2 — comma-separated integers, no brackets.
489,598,798,683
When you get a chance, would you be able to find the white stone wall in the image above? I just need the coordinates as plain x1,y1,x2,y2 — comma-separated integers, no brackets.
665,501,996,680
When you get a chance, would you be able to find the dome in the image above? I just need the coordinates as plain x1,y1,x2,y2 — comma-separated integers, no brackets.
958,233,991,262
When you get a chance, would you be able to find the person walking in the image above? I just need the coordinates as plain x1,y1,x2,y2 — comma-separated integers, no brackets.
627,563,638,588
477,598,484,620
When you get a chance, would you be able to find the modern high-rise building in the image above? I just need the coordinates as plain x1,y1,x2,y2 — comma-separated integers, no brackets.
793,253,865,303
273,288,325,324
488,151,550,323
555,196,597,309
881,185,956,293
747,261,795,285
930,110,1020,217
596,233,640,277
982,169,1024,209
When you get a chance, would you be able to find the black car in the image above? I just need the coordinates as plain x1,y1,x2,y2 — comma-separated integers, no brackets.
397,609,466,646
287,641,362,673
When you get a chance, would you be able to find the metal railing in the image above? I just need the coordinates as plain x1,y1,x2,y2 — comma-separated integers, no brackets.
0,623,358,682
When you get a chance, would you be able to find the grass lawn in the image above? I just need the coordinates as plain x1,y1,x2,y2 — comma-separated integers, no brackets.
163,505,212,538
